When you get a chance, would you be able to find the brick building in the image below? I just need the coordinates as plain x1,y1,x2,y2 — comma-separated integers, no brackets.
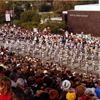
62,0,100,37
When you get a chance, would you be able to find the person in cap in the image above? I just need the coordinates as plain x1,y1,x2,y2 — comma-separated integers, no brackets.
14,78,25,95
9,72,17,91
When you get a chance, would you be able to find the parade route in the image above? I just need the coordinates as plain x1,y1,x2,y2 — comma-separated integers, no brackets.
0,35,100,76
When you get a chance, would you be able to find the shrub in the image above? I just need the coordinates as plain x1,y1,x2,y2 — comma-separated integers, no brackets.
38,21,67,34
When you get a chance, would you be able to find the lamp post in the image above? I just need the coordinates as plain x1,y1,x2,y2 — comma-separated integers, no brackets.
30,3,33,10
5,1,9,10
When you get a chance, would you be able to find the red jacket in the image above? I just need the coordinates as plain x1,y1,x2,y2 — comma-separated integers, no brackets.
0,93,12,100
77,95,87,100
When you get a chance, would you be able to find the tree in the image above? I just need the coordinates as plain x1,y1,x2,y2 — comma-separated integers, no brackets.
39,4,52,12
14,5,24,20
20,10,36,23
19,10,41,29
52,1,74,14
32,14,41,23
76,0,98,5
0,2,7,24
38,21,67,34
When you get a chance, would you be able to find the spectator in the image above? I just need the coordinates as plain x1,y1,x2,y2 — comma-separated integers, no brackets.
76,85,87,100
49,89,59,100
24,87,34,100
9,72,17,91
0,66,5,76
11,93,25,100
95,80,100,99
0,76,13,100
14,78,25,95
58,91,68,100
27,76,37,94
36,90,43,97
39,92,50,100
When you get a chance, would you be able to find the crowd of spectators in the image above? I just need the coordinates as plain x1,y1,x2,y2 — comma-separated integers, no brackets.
0,23,100,100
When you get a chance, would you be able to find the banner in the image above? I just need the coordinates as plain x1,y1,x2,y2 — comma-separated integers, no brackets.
5,14,10,21
83,34,91,39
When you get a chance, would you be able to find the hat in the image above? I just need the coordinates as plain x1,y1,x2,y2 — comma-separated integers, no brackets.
49,89,59,100
66,92,76,100
36,78,44,84
61,80,71,91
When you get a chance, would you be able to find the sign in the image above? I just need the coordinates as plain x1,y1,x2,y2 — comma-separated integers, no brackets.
5,14,10,21
33,28,38,32
83,34,91,39
70,14,88,17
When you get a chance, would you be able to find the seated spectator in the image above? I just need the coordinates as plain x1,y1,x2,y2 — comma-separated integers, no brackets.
76,85,87,100
49,89,59,100
95,80,100,99
69,80,76,93
0,76,13,100
11,93,25,100
36,90,43,97
0,66,5,76
9,72,17,90
84,88,97,97
36,77,44,90
5,70,11,77
24,87,34,100
27,76,37,94
14,78,25,95
44,87,52,93
13,67,22,78
58,91,68,100
86,95,98,100
39,92,50,100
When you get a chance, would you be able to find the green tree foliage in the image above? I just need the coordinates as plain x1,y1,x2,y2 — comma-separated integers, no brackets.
24,1,30,10
38,21,67,34
20,10,36,23
19,10,41,29
20,22,36,30
76,0,98,5
0,1,7,24
14,6,24,20
32,14,41,23
52,1,73,14
20,10,41,23
39,4,52,12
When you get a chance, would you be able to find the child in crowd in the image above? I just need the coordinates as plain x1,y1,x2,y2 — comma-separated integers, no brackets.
0,76,13,100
